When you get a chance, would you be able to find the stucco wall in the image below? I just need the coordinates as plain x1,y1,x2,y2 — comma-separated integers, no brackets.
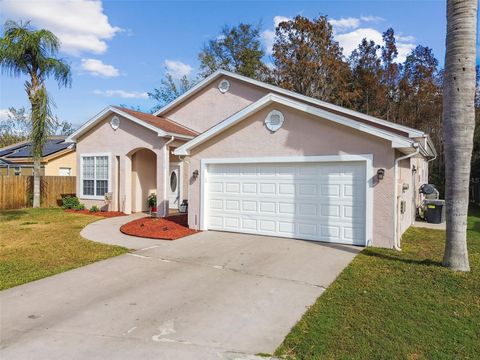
131,149,157,212
164,76,267,133
187,103,397,248
397,157,413,236
397,155,430,238
75,114,168,212
44,151,76,176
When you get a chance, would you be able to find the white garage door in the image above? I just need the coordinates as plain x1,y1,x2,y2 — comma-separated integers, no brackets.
204,161,367,245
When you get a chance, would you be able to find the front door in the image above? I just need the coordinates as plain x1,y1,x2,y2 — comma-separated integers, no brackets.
168,165,180,209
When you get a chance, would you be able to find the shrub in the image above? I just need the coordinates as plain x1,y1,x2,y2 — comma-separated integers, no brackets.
147,193,157,208
89,205,99,213
62,196,80,209
73,203,85,211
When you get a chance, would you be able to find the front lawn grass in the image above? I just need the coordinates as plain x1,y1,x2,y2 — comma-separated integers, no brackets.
276,207,480,360
0,208,127,290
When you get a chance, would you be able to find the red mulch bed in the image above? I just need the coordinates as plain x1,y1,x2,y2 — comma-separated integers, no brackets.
120,214,197,240
64,209,126,218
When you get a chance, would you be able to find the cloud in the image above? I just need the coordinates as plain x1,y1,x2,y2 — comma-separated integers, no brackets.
93,90,149,99
261,15,292,56
1,0,121,55
329,17,361,32
273,16,291,28
397,42,416,63
397,34,415,42
0,109,12,121
81,59,119,77
164,60,193,79
360,15,384,23
335,28,384,56
329,15,384,33
335,27,415,62
328,16,415,63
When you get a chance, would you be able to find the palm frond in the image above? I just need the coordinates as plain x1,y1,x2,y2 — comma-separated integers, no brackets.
29,85,53,160
0,19,69,87
42,57,71,88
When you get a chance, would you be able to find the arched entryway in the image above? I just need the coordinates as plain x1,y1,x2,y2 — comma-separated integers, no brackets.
130,148,157,212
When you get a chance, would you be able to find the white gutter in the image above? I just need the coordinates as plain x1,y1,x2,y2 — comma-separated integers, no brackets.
393,143,420,250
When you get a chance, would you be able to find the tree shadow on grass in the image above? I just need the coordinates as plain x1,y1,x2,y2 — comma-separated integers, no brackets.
361,248,442,267
0,209,29,221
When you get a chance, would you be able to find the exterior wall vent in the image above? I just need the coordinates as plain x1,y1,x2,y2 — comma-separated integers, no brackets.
110,116,120,130
264,109,284,132
218,79,230,93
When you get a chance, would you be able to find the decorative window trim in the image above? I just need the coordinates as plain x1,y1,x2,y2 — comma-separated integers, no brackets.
264,109,285,132
110,115,120,130
80,152,111,200
218,79,230,93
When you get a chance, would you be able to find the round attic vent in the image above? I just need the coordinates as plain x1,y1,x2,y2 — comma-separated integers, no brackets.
218,79,230,93
110,116,120,130
264,110,284,132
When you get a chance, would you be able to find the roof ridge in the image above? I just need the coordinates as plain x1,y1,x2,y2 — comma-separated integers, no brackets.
154,69,425,138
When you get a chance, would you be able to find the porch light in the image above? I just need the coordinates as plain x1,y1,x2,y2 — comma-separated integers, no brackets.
192,170,199,179
377,168,385,180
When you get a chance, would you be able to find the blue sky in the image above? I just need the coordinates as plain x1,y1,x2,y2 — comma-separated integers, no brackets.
0,0,461,128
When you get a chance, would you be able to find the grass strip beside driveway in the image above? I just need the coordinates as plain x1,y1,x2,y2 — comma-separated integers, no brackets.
276,207,480,360
0,208,127,290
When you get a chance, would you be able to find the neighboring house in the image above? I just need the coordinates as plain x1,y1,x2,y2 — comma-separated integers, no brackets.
67,70,436,248
0,136,76,176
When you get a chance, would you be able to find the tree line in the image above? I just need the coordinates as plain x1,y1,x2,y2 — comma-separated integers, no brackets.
150,15,480,194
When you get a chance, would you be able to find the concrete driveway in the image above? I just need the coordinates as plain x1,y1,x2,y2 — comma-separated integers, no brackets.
0,218,360,360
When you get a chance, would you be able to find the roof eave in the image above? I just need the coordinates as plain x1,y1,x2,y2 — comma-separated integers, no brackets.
173,93,417,156
159,69,427,139
153,70,225,116
67,106,179,142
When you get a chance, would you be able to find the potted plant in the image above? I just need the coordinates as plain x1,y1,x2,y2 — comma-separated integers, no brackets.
147,193,157,214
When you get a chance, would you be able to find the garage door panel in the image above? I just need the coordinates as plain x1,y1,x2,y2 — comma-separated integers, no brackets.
242,183,257,193
206,162,366,245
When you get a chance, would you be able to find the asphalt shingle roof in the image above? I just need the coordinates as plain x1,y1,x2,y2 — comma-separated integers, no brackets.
114,107,198,137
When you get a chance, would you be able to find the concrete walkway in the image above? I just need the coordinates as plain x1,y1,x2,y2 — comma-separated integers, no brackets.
81,212,160,249
1,215,361,360
412,220,446,230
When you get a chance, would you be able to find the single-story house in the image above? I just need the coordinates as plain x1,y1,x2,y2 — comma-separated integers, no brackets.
0,136,76,176
67,70,436,248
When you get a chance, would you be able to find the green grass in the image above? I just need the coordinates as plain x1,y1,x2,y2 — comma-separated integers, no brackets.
276,207,480,360
0,208,128,290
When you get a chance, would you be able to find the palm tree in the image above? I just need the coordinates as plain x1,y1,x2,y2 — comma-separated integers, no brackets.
443,0,477,271
0,20,71,207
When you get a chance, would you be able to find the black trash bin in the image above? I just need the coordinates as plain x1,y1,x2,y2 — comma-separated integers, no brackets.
425,199,445,224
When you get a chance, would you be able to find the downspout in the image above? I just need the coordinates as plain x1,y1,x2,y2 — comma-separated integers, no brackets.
425,135,437,164
393,143,420,250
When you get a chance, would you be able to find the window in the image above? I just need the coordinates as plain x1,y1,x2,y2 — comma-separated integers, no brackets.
170,171,178,192
81,155,109,198
14,166,21,176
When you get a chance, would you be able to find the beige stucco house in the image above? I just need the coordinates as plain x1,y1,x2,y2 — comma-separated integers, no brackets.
67,70,436,249
0,136,76,176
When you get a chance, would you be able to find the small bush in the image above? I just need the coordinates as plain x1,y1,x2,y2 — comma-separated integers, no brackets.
147,193,157,208
73,203,85,211
62,196,80,209
89,205,99,213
